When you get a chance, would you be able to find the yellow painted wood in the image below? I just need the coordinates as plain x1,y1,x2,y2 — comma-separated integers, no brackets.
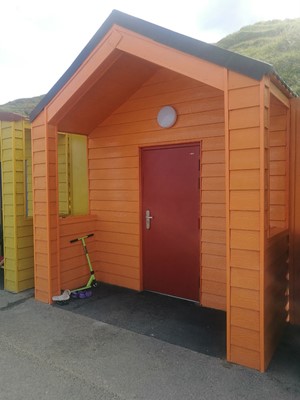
0,119,34,292
69,134,88,215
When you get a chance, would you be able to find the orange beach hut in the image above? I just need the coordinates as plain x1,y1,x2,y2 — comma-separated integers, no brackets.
29,11,300,371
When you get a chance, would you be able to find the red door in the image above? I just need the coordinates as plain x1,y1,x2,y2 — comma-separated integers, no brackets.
142,144,200,301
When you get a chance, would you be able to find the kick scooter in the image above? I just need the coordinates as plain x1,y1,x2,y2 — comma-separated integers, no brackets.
52,233,98,303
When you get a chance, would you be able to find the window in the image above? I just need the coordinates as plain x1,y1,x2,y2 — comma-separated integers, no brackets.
24,131,88,217
58,133,88,216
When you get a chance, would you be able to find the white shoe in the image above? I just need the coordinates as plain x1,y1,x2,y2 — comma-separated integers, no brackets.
52,289,70,302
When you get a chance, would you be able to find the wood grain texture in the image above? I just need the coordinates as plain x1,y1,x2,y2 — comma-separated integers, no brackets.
89,67,226,305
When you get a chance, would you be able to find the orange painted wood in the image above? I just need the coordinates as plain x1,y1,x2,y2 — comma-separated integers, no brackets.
269,131,286,146
98,272,140,291
96,231,139,246
96,261,139,280
230,211,260,231
231,345,260,370
87,69,227,309
201,229,226,244
264,230,289,367
290,98,300,325
231,287,260,311
201,254,226,270
97,210,139,224
231,307,260,331
230,170,260,190
202,177,225,191
231,229,260,251
98,251,139,268
201,293,226,310
230,190,260,211
202,191,225,204
230,149,260,170
202,266,226,283
201,242,226,257
229,127,260,150
90,179,139,191
269,160,286,176
201,216,226,231
115,26,225,91
229,107,260,130
226,76,265,370
202,150,225,164
228,71,258,90
231,268,260,290
201,136,225,151
231,325,260,351
90,190,139,202
97,242,139,257
201,163,225,177
90,200,138,213
89,156,138,169
202,279,226,296
228,86,260,110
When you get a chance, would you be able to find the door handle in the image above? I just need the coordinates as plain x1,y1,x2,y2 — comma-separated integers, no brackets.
145,209,153,230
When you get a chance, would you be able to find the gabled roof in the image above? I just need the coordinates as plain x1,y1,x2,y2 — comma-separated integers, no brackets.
30,10,293,122
0,111,25,122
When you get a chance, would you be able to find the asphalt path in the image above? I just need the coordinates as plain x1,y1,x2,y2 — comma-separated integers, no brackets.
0,289,299,400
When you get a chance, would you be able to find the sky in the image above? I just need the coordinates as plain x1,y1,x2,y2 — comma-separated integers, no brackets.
0,0,299,105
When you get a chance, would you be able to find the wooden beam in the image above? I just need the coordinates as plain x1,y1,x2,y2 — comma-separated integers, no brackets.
115,26,225,91
270,81,290,109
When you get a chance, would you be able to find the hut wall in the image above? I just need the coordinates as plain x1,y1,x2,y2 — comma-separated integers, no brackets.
0,120,34,292
290,97,300,325
265,231,289,367
88,67,226,309
59,215,97,290
264,93,289,368
226,71,263,370
31,112,60,303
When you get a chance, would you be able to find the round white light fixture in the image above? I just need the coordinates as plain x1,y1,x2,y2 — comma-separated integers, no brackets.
157,106,177,128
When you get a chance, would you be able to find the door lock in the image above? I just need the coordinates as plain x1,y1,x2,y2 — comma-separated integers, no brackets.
145,209,153,230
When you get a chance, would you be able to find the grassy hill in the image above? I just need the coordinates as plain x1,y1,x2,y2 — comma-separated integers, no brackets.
0,95,44,118
0,18,299,118
217,18,300,95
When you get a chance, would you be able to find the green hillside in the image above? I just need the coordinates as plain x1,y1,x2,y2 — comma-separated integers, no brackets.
0,18,299,118
217,18,300,95
0,95,44,118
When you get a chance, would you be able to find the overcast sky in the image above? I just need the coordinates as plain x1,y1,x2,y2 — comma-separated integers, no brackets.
0,0,299,105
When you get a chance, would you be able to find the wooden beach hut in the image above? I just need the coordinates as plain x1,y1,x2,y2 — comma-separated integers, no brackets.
29,10,300,371
0,111,88,292
0,111,34,292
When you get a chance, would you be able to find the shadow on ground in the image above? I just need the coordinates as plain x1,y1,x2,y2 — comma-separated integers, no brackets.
0,268,3,290
54,282,300,375
56,283,227,359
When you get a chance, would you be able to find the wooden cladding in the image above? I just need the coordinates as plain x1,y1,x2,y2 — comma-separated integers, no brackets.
290,98,300,325
89,67,226,306
29,38,295,373
269,95,288,232
226,72,263,371
0,120,34,292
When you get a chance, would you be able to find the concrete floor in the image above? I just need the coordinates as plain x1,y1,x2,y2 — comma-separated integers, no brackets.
60,284,226,358
0,286,299,399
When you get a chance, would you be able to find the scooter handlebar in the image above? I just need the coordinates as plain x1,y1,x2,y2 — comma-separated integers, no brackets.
70,233,94,243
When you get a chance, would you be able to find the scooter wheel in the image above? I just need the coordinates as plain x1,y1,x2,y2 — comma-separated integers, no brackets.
92,281,98,288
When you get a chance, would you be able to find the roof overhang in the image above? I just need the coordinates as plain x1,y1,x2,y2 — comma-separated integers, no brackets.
30,10,295,134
